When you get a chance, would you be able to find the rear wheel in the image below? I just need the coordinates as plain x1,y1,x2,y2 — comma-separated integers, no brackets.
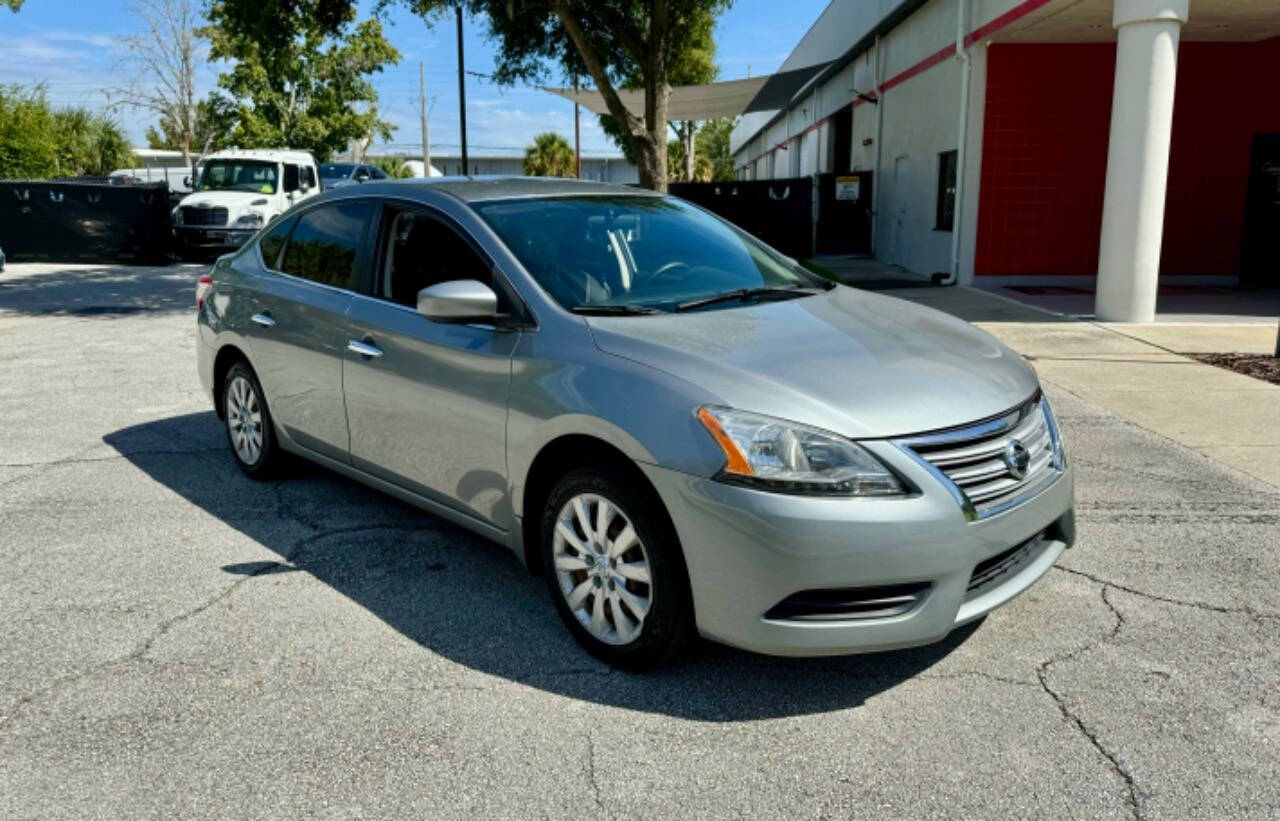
541,468,694,670
222,362,281,478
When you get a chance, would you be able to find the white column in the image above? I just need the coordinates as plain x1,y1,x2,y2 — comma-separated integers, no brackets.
957,42,988,286
1095,0,1188,322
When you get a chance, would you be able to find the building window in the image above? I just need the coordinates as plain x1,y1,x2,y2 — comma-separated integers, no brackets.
936,150,958,231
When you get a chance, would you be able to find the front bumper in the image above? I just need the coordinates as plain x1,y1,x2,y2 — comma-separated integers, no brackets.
640,447,1074,657
175,225,255,249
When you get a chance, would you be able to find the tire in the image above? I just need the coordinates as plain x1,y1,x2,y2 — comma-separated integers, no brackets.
222,362,281,479
540,467,694,670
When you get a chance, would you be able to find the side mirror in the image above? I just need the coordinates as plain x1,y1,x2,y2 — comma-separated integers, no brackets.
416,280,498,323
355,170,370,182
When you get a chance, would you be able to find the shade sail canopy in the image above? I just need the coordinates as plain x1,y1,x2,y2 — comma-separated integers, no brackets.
545,63,831,121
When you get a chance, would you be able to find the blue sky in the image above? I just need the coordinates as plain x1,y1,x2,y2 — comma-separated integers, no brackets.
0,0,829,157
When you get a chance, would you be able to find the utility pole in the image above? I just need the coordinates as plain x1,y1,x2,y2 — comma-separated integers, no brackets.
419,61,431,176
456,5,468,176
573,74,581,179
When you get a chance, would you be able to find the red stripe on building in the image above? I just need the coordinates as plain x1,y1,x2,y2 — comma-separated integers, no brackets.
965,0,1056,46
738,0,1055,172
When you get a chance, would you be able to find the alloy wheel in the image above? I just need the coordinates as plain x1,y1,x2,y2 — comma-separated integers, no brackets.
226,375,264,465
551,493,654,646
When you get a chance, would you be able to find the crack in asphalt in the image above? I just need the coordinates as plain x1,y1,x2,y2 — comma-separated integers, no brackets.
0,447,223,471
1036,585,1142,819
1055,565,1280,622
584,728,605,813
0,519,428,736
0,447,225,499
918,670,1039,688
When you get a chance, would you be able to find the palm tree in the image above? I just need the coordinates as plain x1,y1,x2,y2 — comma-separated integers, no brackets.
522,132,576,178
370,155,414,179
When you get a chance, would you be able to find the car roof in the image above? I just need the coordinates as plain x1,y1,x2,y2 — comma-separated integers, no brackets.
379,175,660,203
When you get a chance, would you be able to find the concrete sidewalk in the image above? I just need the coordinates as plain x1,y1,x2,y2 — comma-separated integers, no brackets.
814,259,1280,488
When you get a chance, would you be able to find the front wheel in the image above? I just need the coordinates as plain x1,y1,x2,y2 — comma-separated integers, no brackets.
541,468,694,670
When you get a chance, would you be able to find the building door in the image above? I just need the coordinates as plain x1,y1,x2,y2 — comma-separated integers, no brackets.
831,106,852,175
1240,133,1280,287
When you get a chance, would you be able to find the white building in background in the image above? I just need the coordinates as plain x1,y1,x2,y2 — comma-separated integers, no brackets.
731,0,1280,321
429,152,639,184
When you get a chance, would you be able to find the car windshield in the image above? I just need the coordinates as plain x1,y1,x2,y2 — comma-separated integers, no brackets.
320,163,356,180
473,195,824,312
197,160,278,194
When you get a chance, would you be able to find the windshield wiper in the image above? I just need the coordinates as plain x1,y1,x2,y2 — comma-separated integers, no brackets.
675,286,819,312
569,304,664,316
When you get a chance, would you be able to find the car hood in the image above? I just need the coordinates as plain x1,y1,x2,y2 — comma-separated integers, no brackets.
178,191,271,210
584,286,1039,439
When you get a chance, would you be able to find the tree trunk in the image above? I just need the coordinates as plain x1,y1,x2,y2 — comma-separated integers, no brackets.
642,52,670,190
683,121,695,182
553,0,670,191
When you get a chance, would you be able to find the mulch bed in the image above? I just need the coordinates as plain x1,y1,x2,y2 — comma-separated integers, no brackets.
1189,353,1280,386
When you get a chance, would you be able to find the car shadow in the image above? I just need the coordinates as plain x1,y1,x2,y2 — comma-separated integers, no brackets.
104,411,979,721
0,263,205,317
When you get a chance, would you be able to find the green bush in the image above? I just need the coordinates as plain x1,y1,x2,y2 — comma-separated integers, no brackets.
0,85,135,179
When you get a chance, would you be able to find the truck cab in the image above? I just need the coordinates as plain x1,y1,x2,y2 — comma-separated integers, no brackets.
172,149,319,256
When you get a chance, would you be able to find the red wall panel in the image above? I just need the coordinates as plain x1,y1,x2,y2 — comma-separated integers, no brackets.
975,38,1280,278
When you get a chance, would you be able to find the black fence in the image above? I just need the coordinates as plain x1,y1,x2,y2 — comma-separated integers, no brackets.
0,180,173,264
670,171,873,259
670,178,814,259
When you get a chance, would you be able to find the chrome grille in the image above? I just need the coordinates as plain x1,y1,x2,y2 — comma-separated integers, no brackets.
898,395,1063,519
181,206,228,226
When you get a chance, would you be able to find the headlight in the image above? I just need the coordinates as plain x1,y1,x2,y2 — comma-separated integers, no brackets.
696,406,905,496
234,213,265,229
1040,395,1067,469
171,207,182,226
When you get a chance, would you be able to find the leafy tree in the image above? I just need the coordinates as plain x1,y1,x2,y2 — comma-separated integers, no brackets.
596,4,718,183
52,108,136,176
523,132,576,178
144,98,234,156
396,0,731,192
3,0,24,10
0,86,134,178
667,137,712,182
204,0,401,161
111,0,204,168
370,155,415,178
0,86,57,178
695,115,736,182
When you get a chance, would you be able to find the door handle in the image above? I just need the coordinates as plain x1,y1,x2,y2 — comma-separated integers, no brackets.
250,312,276,328
347,338,383,358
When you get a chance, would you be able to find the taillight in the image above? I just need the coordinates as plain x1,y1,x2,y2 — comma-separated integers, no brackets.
196,274,213,310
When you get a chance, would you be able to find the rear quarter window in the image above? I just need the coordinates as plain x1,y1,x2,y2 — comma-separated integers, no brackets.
279,201,372,289
258,216,294,269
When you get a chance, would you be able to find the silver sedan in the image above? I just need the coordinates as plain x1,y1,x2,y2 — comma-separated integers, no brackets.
196,177,1074,669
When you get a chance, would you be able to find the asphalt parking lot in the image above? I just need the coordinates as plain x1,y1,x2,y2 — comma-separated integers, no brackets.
1,262,1277,818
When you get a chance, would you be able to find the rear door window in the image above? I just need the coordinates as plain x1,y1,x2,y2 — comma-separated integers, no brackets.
280,201,372,290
